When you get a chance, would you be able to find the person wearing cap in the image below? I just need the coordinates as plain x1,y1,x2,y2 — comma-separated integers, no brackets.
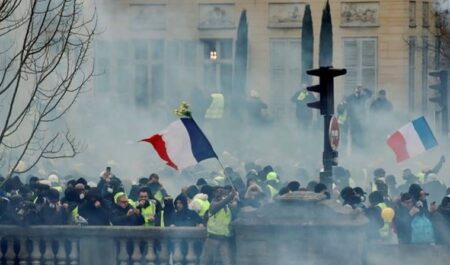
340,187,363,209
431,196,450,245
265,171,280,199
110,192,144,226
408,184,430,215
353,187,367,208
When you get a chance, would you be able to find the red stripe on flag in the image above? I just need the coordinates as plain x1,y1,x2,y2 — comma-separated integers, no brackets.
387,131,409,162
142,134,178,170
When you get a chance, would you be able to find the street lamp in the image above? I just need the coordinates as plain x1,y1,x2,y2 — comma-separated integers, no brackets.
210,49,218,61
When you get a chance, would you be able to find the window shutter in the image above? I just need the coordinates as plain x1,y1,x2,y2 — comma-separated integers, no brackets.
343,39,359,93
361,39,377,90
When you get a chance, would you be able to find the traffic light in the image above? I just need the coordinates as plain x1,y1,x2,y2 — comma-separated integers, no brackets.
306,67,347,115
304,67,346,190
429,70,448,109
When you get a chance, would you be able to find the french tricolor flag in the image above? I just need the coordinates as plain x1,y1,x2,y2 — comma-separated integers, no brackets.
387,117,438,162
142,118,217,170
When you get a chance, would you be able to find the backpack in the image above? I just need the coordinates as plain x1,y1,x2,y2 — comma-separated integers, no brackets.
411,214,435,244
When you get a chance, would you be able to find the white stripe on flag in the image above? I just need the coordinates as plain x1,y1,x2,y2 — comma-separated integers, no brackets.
398,122,426,158
161,120,197,169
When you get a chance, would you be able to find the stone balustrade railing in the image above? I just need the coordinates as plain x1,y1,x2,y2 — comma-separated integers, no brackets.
0,226,207,265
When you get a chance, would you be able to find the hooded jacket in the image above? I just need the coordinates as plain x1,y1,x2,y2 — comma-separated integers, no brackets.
170,194,202,227
189,193,210,217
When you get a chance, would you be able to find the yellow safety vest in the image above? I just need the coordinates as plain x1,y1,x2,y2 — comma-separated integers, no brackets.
205,93,224,119
207,206,232,237
376,202,389,238
297,91,308,101
267,184,278,198
195,198,210,218
52,186,63,193
72,206,79,221
417,172,426,184
128,199,137,208
152,190,166,227
141,200,157,226
338,112,347,124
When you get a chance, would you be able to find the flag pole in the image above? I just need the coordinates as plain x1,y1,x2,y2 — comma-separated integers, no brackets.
216,158,238,191
175,102,238,190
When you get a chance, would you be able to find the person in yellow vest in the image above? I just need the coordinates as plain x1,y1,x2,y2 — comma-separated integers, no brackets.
265,171,280,199
147,173,169,226
189,191,210,218
336,100,349,149
365,191,391,241
136,187,162,226
199,187,237,265
205,93,225,119
110,192,144,226
291,86,316,129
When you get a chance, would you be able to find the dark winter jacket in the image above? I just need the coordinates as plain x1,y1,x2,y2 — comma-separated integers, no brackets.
394,204,413,244
431,205,450,245
38,202,70,225
110,205,144,226
78,189,110,225
170,195,202,227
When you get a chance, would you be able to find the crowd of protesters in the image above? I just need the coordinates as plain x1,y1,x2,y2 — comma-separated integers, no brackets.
0,159,449,249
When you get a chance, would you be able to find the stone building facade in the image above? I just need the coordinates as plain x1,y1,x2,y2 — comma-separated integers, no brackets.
95,0,439,122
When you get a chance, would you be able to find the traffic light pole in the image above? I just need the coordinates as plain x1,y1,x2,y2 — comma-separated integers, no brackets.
307,67,346,190
321,114,333,188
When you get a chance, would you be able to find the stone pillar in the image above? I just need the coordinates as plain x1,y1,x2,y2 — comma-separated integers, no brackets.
234,191,368,265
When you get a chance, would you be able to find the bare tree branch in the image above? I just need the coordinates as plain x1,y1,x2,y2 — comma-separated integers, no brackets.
0,0,97,178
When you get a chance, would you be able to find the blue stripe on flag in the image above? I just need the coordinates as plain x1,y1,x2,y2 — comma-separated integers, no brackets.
180,118,217,162
412,116,438,150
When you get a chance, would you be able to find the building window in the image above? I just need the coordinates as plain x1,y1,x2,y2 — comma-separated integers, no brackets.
166,40,198,105
270,38,301,120
133,39,164,107
94,40,131,98
423,2,430,28
409,37,416,111
422,36,429,113
342,38,377,94
409,1,416,27
201,39,233,96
